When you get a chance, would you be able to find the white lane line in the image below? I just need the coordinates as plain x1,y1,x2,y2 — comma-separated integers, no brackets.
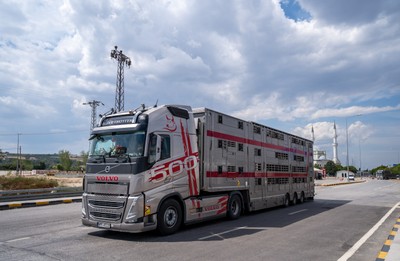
198,226,267,240
199,227,245,240
289,209,308,215
337,201,400,261
6,237,31,243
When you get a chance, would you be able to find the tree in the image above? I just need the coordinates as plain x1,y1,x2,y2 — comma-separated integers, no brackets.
390,164,400,175
324,161,337,176
348,166,358,174
80,151,88,165
59,150,72,171
33,161,46,170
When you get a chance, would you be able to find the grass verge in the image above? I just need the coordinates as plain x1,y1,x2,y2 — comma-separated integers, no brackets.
0,175,59,190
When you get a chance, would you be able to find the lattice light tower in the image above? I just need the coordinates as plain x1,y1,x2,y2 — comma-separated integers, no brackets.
83,100,104,131
110,46,131,112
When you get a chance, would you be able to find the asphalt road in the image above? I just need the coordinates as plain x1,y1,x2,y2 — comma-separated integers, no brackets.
0,179,399,261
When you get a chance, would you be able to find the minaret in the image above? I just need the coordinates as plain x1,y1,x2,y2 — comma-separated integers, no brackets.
311,125,315,143
332,121,340,164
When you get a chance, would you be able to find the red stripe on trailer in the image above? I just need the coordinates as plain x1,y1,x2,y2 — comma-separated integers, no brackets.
207,130,307,155
206,171,308,178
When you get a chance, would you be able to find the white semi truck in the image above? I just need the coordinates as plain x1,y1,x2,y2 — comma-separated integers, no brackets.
82,104,314,235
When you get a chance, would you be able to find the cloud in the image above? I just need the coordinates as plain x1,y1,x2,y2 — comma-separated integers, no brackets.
311,104,400,119
0,0,399,169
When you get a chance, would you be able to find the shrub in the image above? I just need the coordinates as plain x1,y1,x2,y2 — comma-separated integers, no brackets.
0,175,59,190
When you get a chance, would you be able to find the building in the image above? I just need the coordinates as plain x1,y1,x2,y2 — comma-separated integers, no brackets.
313,122,341,168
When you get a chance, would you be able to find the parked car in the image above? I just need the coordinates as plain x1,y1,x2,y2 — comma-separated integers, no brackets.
348,174,355,181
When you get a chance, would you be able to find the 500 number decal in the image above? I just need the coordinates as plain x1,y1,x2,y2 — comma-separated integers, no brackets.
148,155,198,183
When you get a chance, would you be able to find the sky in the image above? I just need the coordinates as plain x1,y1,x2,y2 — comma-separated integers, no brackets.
0,0,399,170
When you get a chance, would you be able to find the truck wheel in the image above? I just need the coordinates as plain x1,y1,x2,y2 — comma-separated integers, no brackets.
227,194,242,219
284,194,290,207
292,193,298,205
299,192,305,204
157,199,182,235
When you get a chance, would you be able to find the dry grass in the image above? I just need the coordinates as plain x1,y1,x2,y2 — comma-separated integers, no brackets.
47,176,83,188
0,175,59,190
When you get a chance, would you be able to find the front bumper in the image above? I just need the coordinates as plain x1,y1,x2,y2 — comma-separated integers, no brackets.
81,192,157,233
81,218,157,233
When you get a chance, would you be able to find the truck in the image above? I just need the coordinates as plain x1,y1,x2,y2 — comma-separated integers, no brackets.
81,104,314,235
376,169,392,180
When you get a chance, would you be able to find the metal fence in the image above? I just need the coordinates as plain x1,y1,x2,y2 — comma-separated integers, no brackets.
0,187,83,202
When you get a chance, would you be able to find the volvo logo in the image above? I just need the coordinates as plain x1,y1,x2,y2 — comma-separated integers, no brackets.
105,166,111,173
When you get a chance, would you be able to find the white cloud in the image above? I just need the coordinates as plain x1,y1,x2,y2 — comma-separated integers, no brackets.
0,0,399,169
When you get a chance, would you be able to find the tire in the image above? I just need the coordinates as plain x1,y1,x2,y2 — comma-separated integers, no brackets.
299,192,304,204
292,193,298,205
227,194,242,219
157,199,182,236
284,194,290,207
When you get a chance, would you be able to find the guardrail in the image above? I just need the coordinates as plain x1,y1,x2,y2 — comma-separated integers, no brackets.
0,187,83,202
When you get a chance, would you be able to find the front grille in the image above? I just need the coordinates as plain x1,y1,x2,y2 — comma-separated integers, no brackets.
90,212,121,221
87,194,127,222
89,200,125,209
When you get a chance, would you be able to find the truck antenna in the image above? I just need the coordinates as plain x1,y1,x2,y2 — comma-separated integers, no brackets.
99,108,115,118
154,99,158,108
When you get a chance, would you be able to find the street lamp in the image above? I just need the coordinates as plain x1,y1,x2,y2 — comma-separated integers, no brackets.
345,114,362,179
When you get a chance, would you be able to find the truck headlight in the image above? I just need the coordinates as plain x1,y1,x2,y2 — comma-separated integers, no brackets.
126,194,144,223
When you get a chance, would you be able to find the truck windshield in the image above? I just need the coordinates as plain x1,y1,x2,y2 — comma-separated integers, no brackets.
89,131,146,158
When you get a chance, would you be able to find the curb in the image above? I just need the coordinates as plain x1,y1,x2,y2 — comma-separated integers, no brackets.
376,217,400,261
0,197,82,211
319,180,366,187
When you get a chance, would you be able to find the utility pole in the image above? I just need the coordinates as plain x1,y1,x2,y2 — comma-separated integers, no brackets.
16,133,21,175
83,100,104,131
110,46,131,112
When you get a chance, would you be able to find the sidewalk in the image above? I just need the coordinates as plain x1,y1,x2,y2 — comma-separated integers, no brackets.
315,176,366,186
379,216,400,261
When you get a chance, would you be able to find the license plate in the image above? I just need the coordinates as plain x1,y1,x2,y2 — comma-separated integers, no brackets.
97,222,111,229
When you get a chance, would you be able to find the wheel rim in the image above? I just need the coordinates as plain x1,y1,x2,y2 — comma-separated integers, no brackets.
231,200,239,216
164,207,177,227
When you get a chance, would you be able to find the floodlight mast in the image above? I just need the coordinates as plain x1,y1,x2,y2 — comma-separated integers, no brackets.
83,100,104,131
110,46,131,112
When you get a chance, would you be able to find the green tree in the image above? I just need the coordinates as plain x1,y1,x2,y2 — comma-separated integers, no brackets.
33,161,46,170
325,161,337,176
59,150,72,171
390,164,400,175
80,150,88,165
348,166,358,174
20,159,33,171
371,165,388,175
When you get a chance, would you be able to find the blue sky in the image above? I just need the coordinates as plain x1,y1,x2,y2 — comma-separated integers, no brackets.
0,0,399,170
